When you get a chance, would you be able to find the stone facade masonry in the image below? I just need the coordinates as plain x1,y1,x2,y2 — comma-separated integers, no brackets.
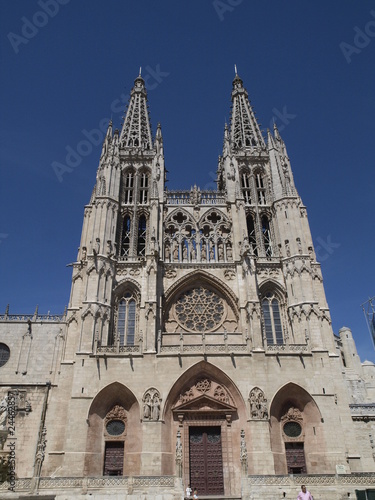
0,73,374,499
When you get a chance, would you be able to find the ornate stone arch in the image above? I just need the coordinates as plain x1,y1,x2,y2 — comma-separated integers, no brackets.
164,269,239,314
84,382,141,476
110,280,141,346
163,270,239,334
161,361,247,496
269,382,326,475
258,280,288,345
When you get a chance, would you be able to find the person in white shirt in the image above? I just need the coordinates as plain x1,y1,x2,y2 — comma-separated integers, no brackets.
297,484,313,500
185,484,192,498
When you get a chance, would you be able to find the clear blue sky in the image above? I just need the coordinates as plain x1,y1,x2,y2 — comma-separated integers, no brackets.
0,1,374,361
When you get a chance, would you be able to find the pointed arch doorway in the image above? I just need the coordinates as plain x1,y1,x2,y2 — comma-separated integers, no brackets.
172,378,238,496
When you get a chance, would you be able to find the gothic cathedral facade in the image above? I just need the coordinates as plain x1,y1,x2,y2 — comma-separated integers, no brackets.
0,73,374,499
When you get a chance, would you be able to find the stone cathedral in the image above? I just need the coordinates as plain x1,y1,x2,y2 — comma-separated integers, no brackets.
0,72,375,500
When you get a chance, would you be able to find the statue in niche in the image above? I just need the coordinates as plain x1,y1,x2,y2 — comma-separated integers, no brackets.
152,394,160,421
143,388,161,421
173,243,179,261
201,242,207,261
182,243,188,261
165,242,170,261
249,387,268,420
190,244,196,260
226,243,232,260
143,394,152,420
218,243,224,261
209,244,215,261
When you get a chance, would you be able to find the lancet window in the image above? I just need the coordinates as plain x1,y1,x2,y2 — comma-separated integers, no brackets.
261,292,283,345
241,171,252,204
164,210,232,263
124,171,134,204
261,215,272,257
116,293,136,346
139,172,149,204
246,215,258,256
120,215,131,257
137,215,147,256
256,173,266,204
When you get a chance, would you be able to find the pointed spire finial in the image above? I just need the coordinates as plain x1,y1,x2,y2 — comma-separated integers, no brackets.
234,64,238,75
139,66,142,77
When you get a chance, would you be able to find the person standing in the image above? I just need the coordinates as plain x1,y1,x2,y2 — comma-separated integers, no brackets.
185,484,192,498
297,484,313,500
193,488,198,499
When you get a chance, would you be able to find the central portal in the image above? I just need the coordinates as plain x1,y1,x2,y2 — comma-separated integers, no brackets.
189,426,224,495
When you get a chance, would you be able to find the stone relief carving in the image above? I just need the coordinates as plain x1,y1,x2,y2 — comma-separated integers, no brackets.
176,379,233,407
142,388,161,421
249,387,268,420
105,404,127,425
281,407,303,424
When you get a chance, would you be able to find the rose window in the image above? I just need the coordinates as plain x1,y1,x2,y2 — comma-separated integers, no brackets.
174,287,225,332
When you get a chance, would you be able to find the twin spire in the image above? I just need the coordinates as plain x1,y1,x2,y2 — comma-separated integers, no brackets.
117,68,268,153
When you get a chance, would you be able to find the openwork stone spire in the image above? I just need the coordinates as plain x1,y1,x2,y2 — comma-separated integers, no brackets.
230,74,265,151
120,74,153,149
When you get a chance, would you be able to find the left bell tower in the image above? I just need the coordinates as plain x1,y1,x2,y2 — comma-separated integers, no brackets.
64,72,165,358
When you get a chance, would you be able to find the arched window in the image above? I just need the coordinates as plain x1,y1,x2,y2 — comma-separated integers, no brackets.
261,215,272,257
246,215,258,256
139,173,149,204
117,293,136,346
137,215,147,256
124,172,134,204
240,171,252,204
121,215,131,257
262,292,283,345
256,173,266,204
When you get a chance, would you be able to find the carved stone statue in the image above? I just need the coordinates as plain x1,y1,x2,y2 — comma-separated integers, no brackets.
249,387,268,420
165,242,170,261
143,394,151,420
152,395,160,421
173,243,179,261
201,242,207,261
226,243,232,260
218,243,224,261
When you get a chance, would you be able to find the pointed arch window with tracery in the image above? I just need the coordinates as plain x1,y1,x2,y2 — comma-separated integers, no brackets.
116,293,136,346
137,215,147,256
261,215,273,257
262,292,283,345
139,172,149,204
256,173,266,205
246,215,258,256
240,171,252,204
120,215,131,257
124,171,134,204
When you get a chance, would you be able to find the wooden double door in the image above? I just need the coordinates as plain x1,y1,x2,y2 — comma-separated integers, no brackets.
285,442,307,474
189,426,224,495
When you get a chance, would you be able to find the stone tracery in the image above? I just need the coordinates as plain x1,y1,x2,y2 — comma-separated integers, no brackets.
164,209,232,263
